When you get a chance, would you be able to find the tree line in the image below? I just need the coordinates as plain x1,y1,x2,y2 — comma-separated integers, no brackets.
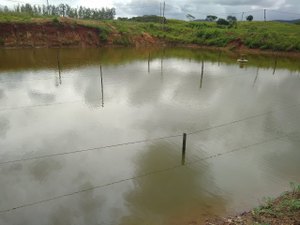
0,3,116,20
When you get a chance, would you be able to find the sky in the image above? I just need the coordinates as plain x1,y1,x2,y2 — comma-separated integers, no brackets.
1,0,300,20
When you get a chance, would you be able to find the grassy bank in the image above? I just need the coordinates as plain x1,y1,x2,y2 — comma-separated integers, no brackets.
206,183,300,225
1,12,300,52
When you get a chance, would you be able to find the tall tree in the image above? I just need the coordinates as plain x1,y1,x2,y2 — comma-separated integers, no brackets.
186,14,195,21
246,15,254,21
206,15,218,21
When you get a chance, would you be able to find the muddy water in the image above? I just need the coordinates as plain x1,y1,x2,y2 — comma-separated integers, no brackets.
0,48,300,225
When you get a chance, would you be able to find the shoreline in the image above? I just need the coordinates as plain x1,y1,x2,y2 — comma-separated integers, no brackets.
205,187,300,225
1,20,300,58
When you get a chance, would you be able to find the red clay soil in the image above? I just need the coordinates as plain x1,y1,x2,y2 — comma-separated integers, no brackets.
1,21,300,58
0,22,162,48
0,22,105,48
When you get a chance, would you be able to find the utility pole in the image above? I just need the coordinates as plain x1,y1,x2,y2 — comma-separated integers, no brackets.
162,1,165,29
264,9,266,22
46,0,49,15
160,2,162,19
241,12,244,21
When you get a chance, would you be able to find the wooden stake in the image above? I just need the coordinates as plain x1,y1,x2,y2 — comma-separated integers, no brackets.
181,133,187,165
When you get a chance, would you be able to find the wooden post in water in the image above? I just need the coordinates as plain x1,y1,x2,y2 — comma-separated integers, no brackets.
181,133,187,165
200,59,204,89
100,64,104,107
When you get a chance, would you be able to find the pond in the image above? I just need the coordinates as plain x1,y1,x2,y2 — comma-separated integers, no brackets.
0,48,300,225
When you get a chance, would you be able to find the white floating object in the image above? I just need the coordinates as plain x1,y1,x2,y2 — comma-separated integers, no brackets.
237,59,248,63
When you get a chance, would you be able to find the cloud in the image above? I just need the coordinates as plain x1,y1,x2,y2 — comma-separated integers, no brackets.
2,0,300,20
111,0,300,20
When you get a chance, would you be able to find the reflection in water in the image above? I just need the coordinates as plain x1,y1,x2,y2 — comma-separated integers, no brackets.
0,48,300,225
148,52,151,74
160,50,164,82
49,182,105,225
100,65,104,108
273,57,278,75
56,51,62,87
218,51,221,66
252,67,259,87
29,159,63,182
200,59,204,89
0,89,4,99
0,116,10,138
120,141,227,225
28,91,56,104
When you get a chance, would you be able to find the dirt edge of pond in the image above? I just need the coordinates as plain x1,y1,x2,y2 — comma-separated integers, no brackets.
1,21,300,58
205,190,300,225
0,21,163,48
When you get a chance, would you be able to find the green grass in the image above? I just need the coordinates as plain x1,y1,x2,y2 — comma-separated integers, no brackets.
107,19,300,51
253,182,300,217
1,12,300,52
0,12,53,23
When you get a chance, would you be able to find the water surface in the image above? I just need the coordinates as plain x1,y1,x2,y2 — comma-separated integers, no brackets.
0,48,300,225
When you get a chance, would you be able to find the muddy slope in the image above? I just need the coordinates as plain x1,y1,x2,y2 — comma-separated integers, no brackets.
0,22,162,48
0,22,105,48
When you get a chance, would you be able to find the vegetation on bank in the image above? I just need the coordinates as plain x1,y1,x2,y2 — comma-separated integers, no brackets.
1,12,300,52
206,182,300,225
0,3,115,20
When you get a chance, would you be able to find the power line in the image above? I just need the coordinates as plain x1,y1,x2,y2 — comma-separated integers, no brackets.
0,133,289,214
0,101,299,167
0,99,90,112
0,134,181,166
187,102,300,135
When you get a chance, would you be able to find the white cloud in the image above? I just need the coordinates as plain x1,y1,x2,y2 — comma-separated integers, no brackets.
2,0,300,20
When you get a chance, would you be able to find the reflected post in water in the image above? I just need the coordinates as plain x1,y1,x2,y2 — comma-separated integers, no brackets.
253,67,260,87
161,50,164,82
100,64,104,107
148,52,151,73
200,58,204,89
56,50,62,86
273,57,278,75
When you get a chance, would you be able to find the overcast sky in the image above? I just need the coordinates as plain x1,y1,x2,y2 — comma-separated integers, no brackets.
2,0,300,20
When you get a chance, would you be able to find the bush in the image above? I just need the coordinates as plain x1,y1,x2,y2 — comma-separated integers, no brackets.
196,29,221,39
52,17,59,23
113,36,131,46
216,18,229,26
0,37,4,46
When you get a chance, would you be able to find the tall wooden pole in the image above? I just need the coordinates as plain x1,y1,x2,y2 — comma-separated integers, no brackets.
47,0,49,15
162,1,165,30
181,133,187,165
